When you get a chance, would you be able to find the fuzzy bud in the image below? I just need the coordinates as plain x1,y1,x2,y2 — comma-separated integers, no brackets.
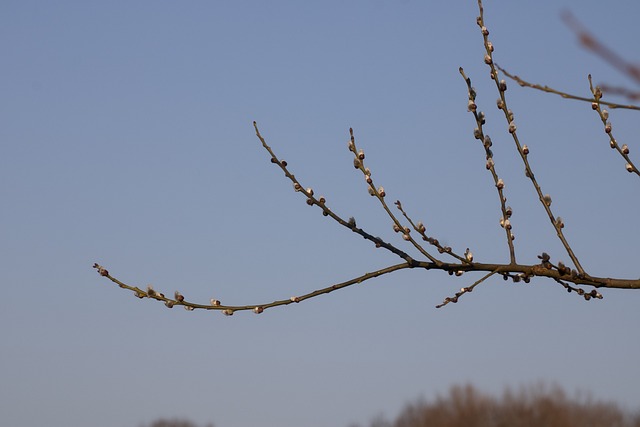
210,299,221,307
605,122,612,134
522,145,529,155
253,306,264,314
622,144,629,154
543,194,552,206
496,178,504,189
626,163,634,173
499,80,507,91
464,248,474,262
93,263,109,277
357,149,365,160
174,291,184,302
378,186,386,197
594,87,602,98
508,122,517,133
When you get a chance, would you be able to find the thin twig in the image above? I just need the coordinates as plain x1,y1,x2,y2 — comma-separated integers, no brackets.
460,67,516,264
496,65,640,111
394,200,468,263
476,0,586,275
436,270,498,308
93,262,414,315
347,128,444,266
587,76,639,177
562,11,640,84
253,122,416,264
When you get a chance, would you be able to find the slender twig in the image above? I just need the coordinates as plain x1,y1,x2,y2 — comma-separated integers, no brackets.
588,77,639,177
476,0,586,275
253,122,416,264
553,278,602,301
394,200,468,264
436,270,498,308
460,67,516,264
562,11,640,84
496,65,640,111
347,128,444,266
93,262,413,315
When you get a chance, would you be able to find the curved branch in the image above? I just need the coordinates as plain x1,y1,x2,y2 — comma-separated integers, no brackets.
93,255,640,316
93,262,414,315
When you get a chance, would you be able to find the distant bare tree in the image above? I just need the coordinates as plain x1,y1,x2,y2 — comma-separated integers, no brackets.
94,0,639,315
143,418,214,427
357,384,640,427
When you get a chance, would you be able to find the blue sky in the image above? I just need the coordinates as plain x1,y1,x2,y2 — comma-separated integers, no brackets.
2,1,640,427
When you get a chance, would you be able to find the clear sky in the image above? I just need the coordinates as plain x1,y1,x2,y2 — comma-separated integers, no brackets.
2,1,640,427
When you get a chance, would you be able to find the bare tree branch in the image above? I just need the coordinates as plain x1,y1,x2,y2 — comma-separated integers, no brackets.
496,65,640,111
562,10,640,84
475,0,586,275
459,67,516,264
588,76,640,177
92,0,640,316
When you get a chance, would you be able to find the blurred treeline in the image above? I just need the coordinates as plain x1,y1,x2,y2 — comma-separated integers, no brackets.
142,383,640,427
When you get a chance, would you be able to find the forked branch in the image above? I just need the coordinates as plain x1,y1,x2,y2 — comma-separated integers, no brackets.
92,0,640,316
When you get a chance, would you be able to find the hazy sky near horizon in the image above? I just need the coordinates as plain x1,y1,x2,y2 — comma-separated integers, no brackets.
2,1,640,427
